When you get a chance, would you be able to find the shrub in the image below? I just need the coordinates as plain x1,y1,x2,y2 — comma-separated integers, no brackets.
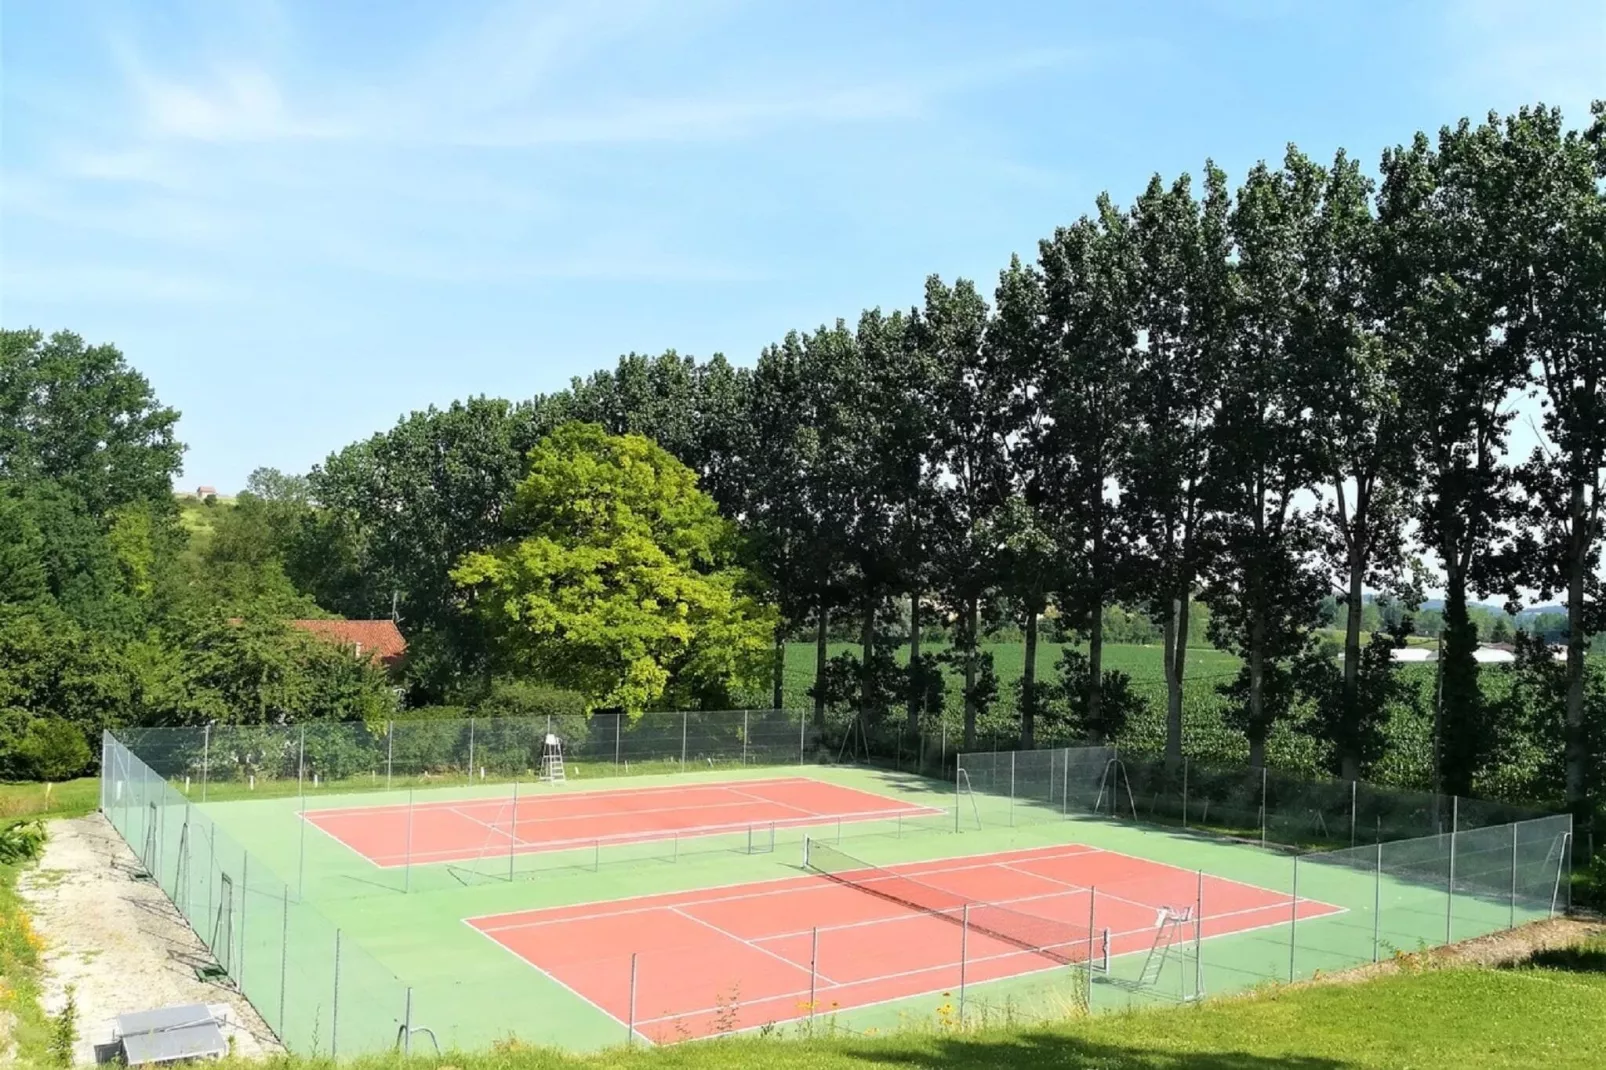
15,718,91,781
0,820,46,864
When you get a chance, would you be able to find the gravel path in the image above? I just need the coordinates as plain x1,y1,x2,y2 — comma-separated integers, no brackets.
17,814,281,1065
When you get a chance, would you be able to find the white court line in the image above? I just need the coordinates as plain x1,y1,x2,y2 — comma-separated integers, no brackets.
471,847,1106,933
458,916,654,1047
364,804,947,868
669,907,840,986
723,785,822,819
300,775,828,819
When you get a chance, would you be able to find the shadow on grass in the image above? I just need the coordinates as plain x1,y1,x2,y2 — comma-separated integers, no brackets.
1518,937,1606,975
850,1031,1350,1070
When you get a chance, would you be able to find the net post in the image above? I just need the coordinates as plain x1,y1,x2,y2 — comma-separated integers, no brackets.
836,817,842,844
201,724,211,804
278,884,288,1033
1368,841,1380,963
386,720,394,790
404,788,415,893
1447,797,1458,944
595,839,601,873
509,778,518,880
403,988,413,1055
808,927,819,1025
802,836,811,870
331,928,341,1059
1288,855,1298,982
958,904,969,1025
1509,821,1518,929
627,953,638,1045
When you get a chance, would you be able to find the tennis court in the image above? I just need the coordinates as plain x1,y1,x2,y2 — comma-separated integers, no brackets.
470,842,1344,1042
302,776,945,866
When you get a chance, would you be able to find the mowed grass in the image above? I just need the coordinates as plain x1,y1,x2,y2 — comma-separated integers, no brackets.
210,934,1606,1070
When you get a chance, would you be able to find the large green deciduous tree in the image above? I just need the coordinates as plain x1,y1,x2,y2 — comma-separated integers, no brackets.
0,329,184,518
453,424,775,714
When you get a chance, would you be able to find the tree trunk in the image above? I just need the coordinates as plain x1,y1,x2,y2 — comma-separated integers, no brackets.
1564,477,1588,810
859,593,877,725
1020,601,1039,749
772,626,785,711
907,593,922,736
1439,562,1481,798
1247,615,1266,770
962,597,978,751
813,605,829,730
1340,542,1366,782
1088,601,1105,745
1164,593,1190,764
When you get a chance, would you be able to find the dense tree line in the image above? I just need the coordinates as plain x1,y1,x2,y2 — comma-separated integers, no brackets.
2,103,1602,835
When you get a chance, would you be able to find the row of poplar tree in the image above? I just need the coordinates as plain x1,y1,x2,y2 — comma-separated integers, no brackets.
290,103,1605,820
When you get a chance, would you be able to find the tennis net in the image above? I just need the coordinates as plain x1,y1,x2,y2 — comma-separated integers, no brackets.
803,839,1108,970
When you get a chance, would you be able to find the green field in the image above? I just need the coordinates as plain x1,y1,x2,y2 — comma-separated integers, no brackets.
104,748,1569,1059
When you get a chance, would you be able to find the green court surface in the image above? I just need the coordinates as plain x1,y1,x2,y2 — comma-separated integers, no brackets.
102,745,1571,1058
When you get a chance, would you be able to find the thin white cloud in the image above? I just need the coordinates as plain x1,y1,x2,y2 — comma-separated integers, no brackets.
1438,0,1605,119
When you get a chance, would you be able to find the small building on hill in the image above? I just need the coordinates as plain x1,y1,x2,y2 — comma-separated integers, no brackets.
287,619,407,672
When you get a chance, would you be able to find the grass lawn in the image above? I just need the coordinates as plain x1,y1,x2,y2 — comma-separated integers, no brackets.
214,934,1606,1069
0,779,100,821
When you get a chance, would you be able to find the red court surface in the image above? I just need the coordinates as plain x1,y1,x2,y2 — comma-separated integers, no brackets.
468,843,1345,1042
302,777,944,867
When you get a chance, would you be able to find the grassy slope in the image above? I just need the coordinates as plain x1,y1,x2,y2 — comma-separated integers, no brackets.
225,938,1606,1070
0,780,99,822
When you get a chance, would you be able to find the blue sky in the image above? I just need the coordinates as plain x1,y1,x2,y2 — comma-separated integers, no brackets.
2,0,1602,494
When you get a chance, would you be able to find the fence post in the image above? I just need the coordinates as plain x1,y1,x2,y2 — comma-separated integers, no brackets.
238,852,248,991
1260,767,1268,849
680,711,688,767
1086,886,1097,1010
201,724,211,803
958,904,969,1025
331,928,341,1059
1447,797,1458,945
809,927,819,1024
1009,751,1016,827
1194,872,1204,999
1373,841,1382,963
1063,748,1070,816
615,715,622,768
743,710,749,766
386,720,394,790
468,718,476,782
1349,780,1358,848
404,788,414,894
1509,822,1518,929
278,885,288,1033
509,778,519,880
403,988,413,1055
627,953,638,1045
1182,757,1189,828
954,761,961,833
1288,856,1298,982
799,708,807,765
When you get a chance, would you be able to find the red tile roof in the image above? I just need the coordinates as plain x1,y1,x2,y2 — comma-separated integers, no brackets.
288,619,407,669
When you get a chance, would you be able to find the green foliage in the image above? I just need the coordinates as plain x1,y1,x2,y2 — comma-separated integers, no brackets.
1034,649,1144,745
14,718,91,781
47,985,76,1067
455,424,776,713
0,820,46,864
